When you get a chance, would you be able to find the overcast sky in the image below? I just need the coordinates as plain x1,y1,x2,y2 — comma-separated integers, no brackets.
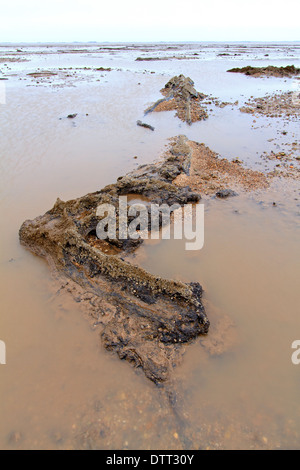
1,0,299,43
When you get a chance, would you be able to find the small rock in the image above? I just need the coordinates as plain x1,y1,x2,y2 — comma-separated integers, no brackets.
216,189,238,198
137,120,155,131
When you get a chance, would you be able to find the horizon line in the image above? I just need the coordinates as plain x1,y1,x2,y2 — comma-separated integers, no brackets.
0,40,300,44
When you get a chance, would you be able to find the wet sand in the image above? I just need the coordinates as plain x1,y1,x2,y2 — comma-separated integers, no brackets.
0,41,299,450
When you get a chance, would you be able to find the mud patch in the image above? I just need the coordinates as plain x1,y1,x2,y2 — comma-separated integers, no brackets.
27,71,58,78
172,138,269,195
0,57,29,63
240,91,300,120
227,65,300,78
136,55,199,62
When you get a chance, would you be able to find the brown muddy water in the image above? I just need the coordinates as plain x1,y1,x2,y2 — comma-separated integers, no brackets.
0,42,300,450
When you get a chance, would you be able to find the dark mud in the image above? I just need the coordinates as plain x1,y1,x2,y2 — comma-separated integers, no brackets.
227,65,300,78
136,57,167,61
144,75,208,124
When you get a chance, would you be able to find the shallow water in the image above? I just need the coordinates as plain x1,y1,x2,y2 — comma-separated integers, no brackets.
0,42,299,449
